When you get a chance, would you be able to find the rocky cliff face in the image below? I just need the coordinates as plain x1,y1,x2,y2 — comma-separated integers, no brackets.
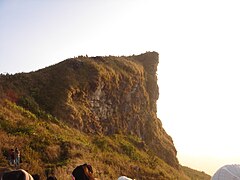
0,52,178,168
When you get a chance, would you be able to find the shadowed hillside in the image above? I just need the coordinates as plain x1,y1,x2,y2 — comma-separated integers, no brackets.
0,52,210,179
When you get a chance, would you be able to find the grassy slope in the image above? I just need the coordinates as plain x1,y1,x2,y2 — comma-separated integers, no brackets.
0,55,179,169
181,166,211,180
0,53,211,179
0,100,210,179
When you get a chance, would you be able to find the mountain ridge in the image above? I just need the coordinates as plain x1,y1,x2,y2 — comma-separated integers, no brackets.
0,52,210,179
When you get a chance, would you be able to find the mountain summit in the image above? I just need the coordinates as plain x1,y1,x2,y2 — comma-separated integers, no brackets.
0,52,210,179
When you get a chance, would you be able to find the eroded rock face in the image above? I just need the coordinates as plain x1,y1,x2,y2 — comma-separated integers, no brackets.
0,52,179,168
58,52,178,168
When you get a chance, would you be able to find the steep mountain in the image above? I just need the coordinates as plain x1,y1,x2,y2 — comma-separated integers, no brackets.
0,52,210,179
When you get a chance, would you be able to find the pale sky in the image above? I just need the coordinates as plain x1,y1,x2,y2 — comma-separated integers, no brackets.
1,0,240,176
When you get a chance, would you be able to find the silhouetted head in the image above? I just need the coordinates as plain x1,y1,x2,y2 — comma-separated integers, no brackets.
72,163,94,180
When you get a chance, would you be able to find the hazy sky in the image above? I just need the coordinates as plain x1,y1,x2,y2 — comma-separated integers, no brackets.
1,0,240,175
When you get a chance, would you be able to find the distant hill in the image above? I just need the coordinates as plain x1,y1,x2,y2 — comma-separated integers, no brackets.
0,52,211,179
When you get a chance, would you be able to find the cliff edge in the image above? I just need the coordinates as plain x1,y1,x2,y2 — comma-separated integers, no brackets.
0,52,178,168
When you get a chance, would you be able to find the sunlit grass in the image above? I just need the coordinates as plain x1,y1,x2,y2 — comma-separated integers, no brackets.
0,53,210,179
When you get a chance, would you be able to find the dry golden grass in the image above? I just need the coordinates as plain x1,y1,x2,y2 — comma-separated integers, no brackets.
0,98,210,180
0,52,210,179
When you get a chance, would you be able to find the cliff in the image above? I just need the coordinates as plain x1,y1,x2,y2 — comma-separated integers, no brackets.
0,52,196,179
0,52,210,180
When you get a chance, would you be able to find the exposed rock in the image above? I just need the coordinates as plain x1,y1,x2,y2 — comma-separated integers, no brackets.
0,52,179,168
